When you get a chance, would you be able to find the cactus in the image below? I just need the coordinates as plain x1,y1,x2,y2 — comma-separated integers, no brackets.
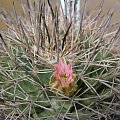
0,0,120,119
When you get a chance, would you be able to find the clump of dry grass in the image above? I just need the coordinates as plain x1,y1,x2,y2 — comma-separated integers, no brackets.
0,0,120,119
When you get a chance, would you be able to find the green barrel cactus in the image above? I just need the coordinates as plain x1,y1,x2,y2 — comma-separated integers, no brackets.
0,0,120,119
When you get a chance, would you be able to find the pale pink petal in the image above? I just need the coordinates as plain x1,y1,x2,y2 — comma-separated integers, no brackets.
52,58,75,87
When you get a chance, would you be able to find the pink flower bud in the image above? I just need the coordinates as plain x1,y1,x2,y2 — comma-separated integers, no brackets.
49,58,77,96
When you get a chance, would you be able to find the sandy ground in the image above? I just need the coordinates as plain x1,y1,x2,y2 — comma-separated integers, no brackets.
0,0,120,30
86,0,120,22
